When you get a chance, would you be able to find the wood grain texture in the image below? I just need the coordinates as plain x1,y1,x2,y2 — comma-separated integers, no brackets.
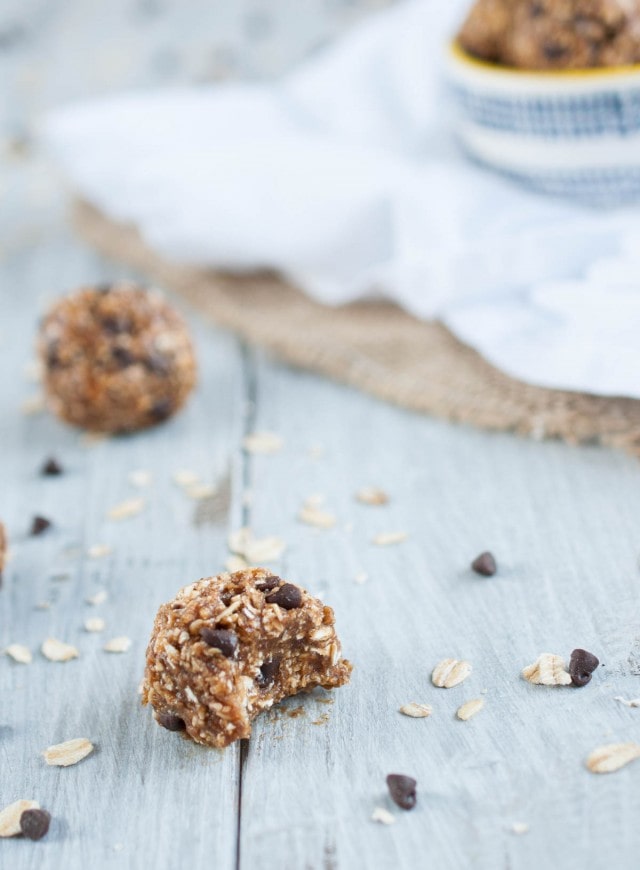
3,2,640,869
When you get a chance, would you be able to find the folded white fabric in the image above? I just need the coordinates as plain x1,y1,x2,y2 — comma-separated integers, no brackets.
43,0,640,398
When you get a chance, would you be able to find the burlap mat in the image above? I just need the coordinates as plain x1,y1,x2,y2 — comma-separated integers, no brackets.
74,200,640,456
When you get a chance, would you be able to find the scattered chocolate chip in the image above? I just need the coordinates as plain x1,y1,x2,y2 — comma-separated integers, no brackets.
156,711,186,732
471,551,497,577
256,574,282,592
41,457,63,476
112,346,135,367
257,659,279,687
200,628,238,658
386,774,417,810
30,516,51,536
265,583,302,610
149,398,173,421
20,808,51,841
569,648,599,687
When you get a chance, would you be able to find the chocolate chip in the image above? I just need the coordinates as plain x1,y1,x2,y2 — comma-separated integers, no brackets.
149,398,173,421
386,774,417,810
145,353,170,376
256,574,282,592
46,341,61,369
20,808,51,841
102,315,132,334
30,515,51,536
200,628,238,658
471,551,497,577
95,284,113,294
112,346,135,367
543,42,568,60
569,648,599,687
257,659,279,687
41,457,63,476
265,583,302,610
156,711,186,732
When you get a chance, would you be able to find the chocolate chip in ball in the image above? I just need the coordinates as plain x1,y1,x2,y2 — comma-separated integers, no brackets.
112,345,135,367
256,574,282,592
257,659,280,687
569,648,599,687
265,583,302,610
20,808,51,841
471,551,497,577
102,314,133,334
41,457,63,476
156,711,186,732
200,628,238,658
386,774,417,810
30,515,52,536
149,398,173,422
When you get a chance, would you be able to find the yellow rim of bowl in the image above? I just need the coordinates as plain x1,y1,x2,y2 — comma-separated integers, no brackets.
449,40,640,80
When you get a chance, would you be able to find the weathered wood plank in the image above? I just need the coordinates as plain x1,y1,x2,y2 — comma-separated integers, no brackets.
237,355,640,870
0,232,245,870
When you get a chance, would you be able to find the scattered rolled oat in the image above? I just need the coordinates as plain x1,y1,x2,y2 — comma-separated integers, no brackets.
399,703,432,718
87,544,112,559
43,737,94,767
457,698,484,721
298,504,336,529
225,554,248,573
356,487,389,506
41,638,79,662
354,571,368,585
371,807,395,825
128,469,152,488
511,822,529,835
173,469,199,488
228,527,285,564
20,808,51,840
5,644,32,664
569,648,599,687
184,483,217,500
586,742,640,774
86,589,108,606
471,551,497,577
372,531,408,547
614,696,640,708
0,800,39,838
30,515,52,536
104,636,131,653
386,774,417,810
21,394,45,416
84,617,105,633
522,653,572,686
432,658,472,688
107,497,144,521
242,431,283,455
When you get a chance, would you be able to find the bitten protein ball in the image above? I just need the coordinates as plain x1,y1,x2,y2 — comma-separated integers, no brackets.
142,569,352,747
38,283,196,433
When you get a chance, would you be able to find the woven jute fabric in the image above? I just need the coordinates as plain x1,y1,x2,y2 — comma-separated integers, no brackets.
74,200,640,455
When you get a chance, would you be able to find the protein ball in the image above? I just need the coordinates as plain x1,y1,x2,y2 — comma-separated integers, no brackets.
142,568,353,747
38,283,197,433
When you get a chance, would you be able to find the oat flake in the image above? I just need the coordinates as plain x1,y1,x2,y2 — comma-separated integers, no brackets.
399,703,432,718
586,742,640,774
372,531,408,547
41,638,79,662
298,505,337,529
128,470,153,488
5,644,32,664
371,807,395,825
432,658,472,688
242,431,283,454
86,589,108,606
522,653,572,686
356,487,389,506
104,636,131,653
0,800,39,837
457,698,484,721
87,544,112,559
84,617,105,633
43,737,94,767
107,497,144,521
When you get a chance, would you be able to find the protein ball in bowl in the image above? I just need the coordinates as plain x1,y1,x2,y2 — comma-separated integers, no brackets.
141,568,352,748
38,283,197,433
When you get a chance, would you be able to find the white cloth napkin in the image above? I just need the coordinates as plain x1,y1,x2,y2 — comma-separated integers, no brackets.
43,0,640,399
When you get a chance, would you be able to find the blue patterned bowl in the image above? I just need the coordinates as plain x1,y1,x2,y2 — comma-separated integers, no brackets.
445,42,640,206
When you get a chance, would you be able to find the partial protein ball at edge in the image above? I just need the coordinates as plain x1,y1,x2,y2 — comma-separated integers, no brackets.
38,283,197,433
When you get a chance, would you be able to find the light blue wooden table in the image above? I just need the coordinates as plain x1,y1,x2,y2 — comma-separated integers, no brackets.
2,2,640,868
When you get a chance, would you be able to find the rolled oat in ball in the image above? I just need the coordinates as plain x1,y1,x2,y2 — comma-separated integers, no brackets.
142,569,352,748
38,283,196,433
